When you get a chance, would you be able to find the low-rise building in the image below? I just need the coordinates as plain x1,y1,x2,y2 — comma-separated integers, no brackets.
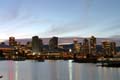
0,44,14,53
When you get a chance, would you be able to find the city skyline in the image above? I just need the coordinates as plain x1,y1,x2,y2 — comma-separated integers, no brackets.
0,0,120,39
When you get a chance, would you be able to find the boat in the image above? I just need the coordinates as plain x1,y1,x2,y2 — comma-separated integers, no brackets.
73,58,97,63
100,62,120,67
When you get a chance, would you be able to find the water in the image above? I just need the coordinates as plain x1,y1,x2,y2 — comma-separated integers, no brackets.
0,60,120,80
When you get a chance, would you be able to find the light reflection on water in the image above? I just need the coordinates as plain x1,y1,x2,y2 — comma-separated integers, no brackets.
68,60,72,80
0,60,119,80
15,62,18,80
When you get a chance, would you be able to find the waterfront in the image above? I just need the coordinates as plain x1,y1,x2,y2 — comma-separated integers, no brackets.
0,60,119,80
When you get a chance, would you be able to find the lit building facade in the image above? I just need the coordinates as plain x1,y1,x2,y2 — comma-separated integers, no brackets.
89,36,96,54
110,42,116,55
0,44,14,53
9,37,17,46
102,40,116,56
82,38,89,54
73,39,81,54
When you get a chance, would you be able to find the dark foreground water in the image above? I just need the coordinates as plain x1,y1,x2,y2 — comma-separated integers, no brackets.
0,60,120,80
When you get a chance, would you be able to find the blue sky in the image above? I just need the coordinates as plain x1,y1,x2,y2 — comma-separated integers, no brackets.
0,0,120,39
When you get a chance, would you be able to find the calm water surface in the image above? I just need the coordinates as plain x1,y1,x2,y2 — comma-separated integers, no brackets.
0,60,120,80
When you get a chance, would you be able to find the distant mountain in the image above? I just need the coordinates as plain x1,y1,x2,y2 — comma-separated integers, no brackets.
110,35,120,38
4,37,120,46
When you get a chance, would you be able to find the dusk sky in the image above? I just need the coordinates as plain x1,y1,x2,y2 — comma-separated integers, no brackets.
0,0,120,39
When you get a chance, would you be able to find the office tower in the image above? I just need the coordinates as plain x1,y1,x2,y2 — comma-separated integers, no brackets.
49,37,58,50
73,39,81,54
110,42,116,55
82,38,89,54
102,40,111,55
9,37,17,46
89,36,96,54
32,36,43,54
39,39,43,52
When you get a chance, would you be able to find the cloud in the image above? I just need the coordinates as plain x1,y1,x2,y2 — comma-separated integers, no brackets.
0,0,23,23
81,0,94,20
83,0,94,12
4,19,50,35
100,23,120,32
41,22,87,37
95,22,120,37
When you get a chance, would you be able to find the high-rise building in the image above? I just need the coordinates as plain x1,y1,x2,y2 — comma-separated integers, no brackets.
73,39,81,54
49,37,58,50
102,40,116,56
82,38,89,54
102,40,111,55
89,36,96,54
39,39,43,52
110,42,116,55
9,37,17,46
32,36,43,54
